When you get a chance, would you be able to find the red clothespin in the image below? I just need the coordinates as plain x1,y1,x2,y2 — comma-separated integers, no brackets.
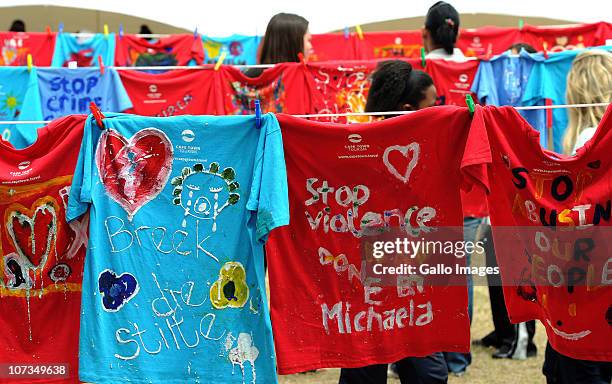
46,26,52,36
89,102,105,129
298,52,307,67
97,56,105,75
542,42,549,59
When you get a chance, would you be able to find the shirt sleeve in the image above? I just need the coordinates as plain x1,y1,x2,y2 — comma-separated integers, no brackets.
521,61,546,106
50,33,67,68
108,68,133,112
246,113,289,243
471,60,496,105
460,105,493,194
14,67,44,148
67,116,98,221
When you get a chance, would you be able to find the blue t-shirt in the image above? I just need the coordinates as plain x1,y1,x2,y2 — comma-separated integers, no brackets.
202,35,260,65
522,47,612,152
52,33,116,67
0,67,44,148
472,50,548,147
38,68,132,121
67,113,288,384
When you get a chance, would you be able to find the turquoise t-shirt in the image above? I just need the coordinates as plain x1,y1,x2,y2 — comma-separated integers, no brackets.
521,47,610,152
0,67,44,148
202,35,261,65
472,50,548,147
67,113,288,384
38,68,132,121
52,33,116,67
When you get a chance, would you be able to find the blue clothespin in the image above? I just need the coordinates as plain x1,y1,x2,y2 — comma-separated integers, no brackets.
119,24,124,38
254,100,262,129
194,27,199,39
58,22,64,34
465,94,475,117
344,27,349,40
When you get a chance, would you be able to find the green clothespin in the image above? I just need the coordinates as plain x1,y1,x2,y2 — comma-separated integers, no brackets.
465,94,475,116
518,19,524,30
420,47,426,68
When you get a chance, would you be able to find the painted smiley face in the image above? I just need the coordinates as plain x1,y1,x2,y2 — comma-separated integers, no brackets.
546,319,592,341
182,173,231,220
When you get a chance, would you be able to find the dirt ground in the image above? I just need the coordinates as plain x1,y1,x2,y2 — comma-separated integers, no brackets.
277,250,548,384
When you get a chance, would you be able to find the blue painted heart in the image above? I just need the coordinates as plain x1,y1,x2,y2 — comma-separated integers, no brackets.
98,269,140,312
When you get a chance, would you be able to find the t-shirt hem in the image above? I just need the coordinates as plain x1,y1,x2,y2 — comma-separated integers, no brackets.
276,345,469,375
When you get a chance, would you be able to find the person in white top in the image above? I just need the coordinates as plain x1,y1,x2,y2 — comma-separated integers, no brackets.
562,49,612,155
422,1,466,62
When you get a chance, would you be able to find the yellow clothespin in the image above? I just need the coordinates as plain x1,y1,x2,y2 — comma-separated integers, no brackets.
103,24,109,39
355,25,364,40
27,54,33,72
214,52,227,71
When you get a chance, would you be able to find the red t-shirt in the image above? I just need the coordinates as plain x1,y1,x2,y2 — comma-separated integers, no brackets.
457,27,522,58
114,34,204,66
522,22,612,53
0,32,55,66
268,107,477,374
310,34,358,61
463,105,612,361
219,63,313,115
354,31,423,60
0,115,88,383
118,68,224,116
308,60,379,123
426,59,480,107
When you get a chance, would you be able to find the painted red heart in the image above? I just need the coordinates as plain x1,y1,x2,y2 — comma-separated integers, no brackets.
95,128,173,219
6,197,59,270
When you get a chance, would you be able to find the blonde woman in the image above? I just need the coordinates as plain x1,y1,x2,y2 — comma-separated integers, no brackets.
563,49,612,154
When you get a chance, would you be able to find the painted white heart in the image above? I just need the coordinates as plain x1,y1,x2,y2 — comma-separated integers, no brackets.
7,203,58,271
383,143,420,184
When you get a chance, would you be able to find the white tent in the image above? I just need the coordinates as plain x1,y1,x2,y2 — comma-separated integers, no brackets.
0,0,607,35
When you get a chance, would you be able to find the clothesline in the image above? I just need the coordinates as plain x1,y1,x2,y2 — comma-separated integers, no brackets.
0,103,608,125
113,64,276,70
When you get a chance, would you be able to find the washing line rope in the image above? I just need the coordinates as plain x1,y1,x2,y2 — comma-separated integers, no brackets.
0,103,608,125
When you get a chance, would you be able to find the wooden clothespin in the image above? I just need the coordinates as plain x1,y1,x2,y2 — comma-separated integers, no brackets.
214,52,226,71
103,24,109,39
26,54,33,72
355,25,364,40
542,42,549,59
254,100,262,129
465,94,476,117
420,47,426,68
89,102,106,130
98,55,105,75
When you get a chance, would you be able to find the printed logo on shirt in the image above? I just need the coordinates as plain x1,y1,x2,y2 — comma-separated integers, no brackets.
459,74,469,83
146,84,163,100
17,161,30,170
339,134,376,159
181,129,195,143
176,128,202,158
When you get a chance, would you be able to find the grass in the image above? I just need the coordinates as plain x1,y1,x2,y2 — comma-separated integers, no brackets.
277,249,548,384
